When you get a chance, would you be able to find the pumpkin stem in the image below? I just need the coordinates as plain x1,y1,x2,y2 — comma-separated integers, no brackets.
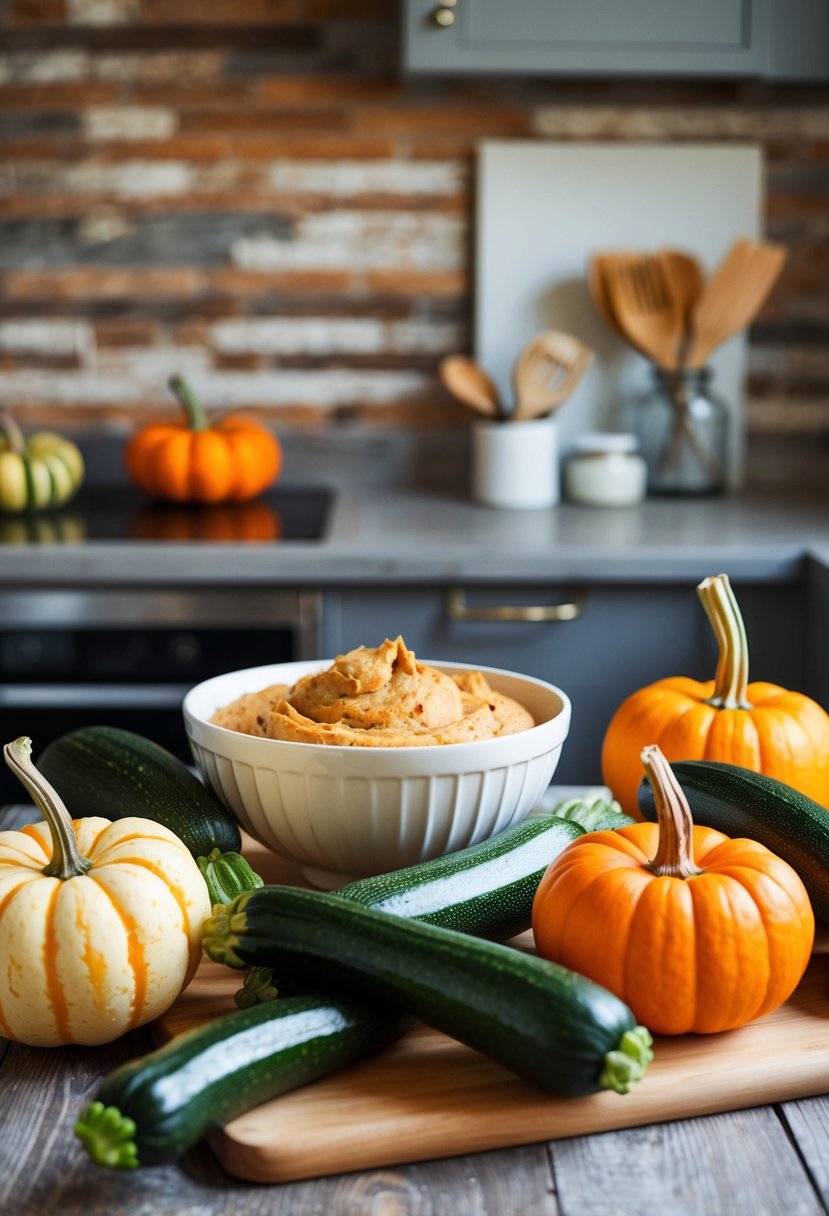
3,737,92,880
168,375,209,432
642,744,703,879
0,410,25,456
697,573,753,710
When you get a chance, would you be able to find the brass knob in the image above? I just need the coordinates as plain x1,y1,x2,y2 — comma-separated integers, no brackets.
432,5,456,26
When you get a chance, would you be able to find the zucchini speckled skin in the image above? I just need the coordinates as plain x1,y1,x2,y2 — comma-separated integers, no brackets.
205,885,653,1100
638,759,829,920
335,814,584,938
75,995,405,1168
37,725,242,858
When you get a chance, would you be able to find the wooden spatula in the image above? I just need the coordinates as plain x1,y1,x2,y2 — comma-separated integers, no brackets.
603,254,684,370
439,355,502,419
512,331,594,421
587,252,638,344
657,248,704,367
686,239,788,369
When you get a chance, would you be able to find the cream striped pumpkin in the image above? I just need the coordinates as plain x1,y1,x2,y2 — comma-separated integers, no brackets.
0,738,210,1047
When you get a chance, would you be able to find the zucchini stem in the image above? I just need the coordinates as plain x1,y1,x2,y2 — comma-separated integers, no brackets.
235,965,279,1008
75,1101,139,1170
600,1026,654,1094
196,848,264,906
3,736,92,880
697,573,753,710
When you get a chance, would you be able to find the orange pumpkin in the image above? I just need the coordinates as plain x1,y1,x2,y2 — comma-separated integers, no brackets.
601,573,829,818
533,744,814,1035
124,376,282,504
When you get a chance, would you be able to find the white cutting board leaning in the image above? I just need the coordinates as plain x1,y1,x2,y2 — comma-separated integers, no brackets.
475,142,763,489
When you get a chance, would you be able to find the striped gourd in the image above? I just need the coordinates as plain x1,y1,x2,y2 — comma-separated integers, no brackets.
0,737,210,1047
0,411,85,513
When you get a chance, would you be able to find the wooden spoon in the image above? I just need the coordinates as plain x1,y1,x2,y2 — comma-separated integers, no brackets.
439,356,502,419
603,254,684,370
512,331,594,422
686,239,788,369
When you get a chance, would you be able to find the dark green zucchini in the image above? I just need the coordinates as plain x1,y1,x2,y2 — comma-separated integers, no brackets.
204,885,653,1099
75,995,405,1168
334,811,587,938
234,807,595,1008
37,725,242,858
637,759,829,920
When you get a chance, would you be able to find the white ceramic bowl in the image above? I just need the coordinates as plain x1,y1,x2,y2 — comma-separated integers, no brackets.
183,659,571,887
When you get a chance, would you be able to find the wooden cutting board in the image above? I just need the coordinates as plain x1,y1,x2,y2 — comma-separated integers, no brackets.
155,836,829,1184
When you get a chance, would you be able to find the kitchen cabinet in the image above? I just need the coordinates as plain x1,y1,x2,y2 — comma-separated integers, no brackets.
403,0,829,81
322,578,810,784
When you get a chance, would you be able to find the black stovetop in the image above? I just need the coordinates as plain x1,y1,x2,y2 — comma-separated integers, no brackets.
0,485,333,545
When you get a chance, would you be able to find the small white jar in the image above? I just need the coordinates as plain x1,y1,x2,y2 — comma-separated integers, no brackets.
563,432,647,507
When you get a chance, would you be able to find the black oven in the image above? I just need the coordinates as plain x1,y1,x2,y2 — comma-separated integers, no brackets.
0,587,322,803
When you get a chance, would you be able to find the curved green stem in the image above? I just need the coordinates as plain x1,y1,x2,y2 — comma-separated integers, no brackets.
600,1025,654,1094
202,892,252,969
196,848,264,906
0,410,25,455
697,572,753,709
3,737,91,880
235,965,279,1009
168,375,209,432
75,1101,139,1170
641,744,703,880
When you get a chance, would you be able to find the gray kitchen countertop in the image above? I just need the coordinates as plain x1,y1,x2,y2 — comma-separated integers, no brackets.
1,426,827,586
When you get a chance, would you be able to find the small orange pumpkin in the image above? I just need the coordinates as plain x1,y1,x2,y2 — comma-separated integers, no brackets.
601,573,829,818
124,376,282,504
533,743,815,1035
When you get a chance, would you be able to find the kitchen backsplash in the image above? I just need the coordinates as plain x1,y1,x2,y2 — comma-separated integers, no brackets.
1,1,827,492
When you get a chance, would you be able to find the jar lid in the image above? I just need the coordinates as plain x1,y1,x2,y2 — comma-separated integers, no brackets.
570,432,640,455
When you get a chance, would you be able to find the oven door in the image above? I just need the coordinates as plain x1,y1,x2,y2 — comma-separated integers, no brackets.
0,588,321,803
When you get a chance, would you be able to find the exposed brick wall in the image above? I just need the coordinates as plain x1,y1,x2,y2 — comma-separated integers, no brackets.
1,2,828,488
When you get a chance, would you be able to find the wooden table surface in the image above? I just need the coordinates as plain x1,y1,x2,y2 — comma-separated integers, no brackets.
3,804,829,1216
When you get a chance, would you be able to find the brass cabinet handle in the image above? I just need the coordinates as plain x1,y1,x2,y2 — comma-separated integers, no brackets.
446,587,586,623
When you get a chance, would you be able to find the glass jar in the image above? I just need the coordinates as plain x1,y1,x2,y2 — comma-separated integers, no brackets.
563,433,647,507
631,367,730,496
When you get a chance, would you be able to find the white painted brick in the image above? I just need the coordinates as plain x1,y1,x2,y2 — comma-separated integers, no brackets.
83,107,178,142
534,106,829,140
0,368,431,409
2,161,195,199
231,211,464,273
0,320,93,358
93,51,222,83
0,51,91,85
67,0,140,24
269,160,464,196
210,317,463,356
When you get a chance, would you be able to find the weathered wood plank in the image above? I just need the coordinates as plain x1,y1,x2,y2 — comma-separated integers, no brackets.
549,1108,826,1216
780,1097,829,1208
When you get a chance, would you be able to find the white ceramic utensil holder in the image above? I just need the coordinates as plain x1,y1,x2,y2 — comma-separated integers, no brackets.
470,418,560,509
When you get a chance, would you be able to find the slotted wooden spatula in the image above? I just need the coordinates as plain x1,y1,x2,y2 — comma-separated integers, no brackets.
603,254,684,370
512,331,594,421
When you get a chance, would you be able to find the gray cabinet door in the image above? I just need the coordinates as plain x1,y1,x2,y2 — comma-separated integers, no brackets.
404,0,828,81
324,581,807,787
